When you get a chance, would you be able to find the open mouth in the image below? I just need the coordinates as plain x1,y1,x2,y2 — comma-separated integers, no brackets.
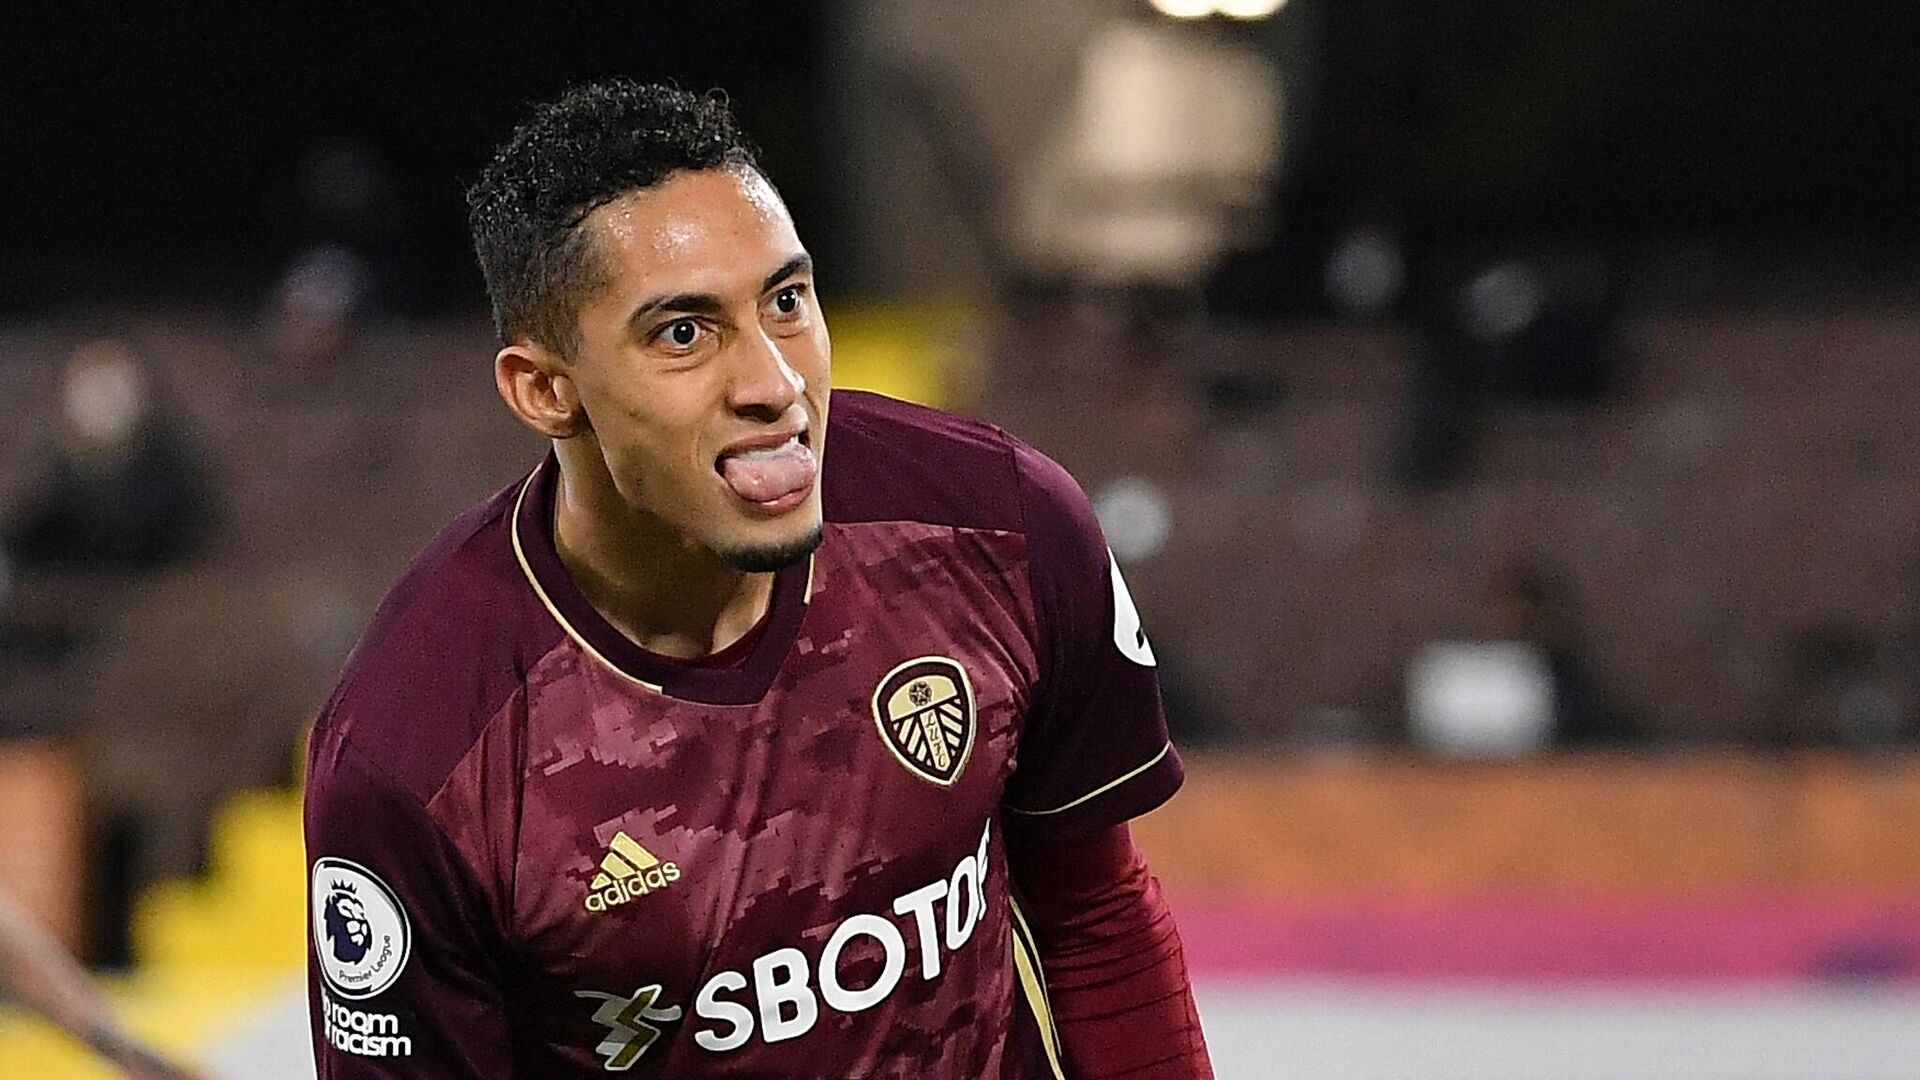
715,428,817,512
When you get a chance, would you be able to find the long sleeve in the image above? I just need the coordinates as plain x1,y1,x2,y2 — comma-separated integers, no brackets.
1009,823,1212,1079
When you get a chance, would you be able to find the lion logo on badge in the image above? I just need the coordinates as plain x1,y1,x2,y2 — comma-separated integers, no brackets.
324,883,373,965
872,656,976,786
310,857,412,1001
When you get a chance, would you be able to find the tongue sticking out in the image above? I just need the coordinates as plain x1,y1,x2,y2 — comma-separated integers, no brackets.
719,441,818,505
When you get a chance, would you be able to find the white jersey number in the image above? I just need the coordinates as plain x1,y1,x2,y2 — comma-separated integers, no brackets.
1108,550,1156,667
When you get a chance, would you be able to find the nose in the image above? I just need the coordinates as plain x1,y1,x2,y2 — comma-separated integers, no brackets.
725,328,804,421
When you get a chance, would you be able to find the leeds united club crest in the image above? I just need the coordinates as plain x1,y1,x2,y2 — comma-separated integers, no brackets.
872,656,976,786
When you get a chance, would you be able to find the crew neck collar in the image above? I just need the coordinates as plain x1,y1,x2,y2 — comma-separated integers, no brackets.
510,455,811,705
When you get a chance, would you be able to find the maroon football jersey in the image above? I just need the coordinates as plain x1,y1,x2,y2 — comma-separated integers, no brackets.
304,391,1183,1078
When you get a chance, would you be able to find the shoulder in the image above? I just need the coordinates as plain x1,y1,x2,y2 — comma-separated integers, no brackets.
822,390,1091,539
309,475,554,807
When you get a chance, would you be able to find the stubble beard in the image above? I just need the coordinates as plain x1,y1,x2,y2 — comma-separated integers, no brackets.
715,521,825,573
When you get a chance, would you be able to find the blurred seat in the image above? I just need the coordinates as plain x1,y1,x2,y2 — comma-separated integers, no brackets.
972,310,1920,747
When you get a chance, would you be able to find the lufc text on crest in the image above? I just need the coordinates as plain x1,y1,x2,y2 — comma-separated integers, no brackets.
872,656,976,786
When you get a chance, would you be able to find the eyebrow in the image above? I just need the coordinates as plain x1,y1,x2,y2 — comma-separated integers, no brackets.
624,252,815,330
760,253,813,294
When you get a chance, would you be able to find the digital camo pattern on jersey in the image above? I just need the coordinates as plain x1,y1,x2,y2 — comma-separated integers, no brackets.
304,391,1183,1078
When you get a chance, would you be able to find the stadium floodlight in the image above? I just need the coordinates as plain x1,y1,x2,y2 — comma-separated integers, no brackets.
1216,0,1288,17
1148,0,1217,19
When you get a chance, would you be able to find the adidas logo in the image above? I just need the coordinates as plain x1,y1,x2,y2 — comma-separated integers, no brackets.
585,832,682,913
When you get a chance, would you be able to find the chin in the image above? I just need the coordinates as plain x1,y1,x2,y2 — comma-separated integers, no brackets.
714,521,824,573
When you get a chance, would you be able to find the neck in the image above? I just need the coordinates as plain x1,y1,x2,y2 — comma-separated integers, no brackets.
550,440,776,660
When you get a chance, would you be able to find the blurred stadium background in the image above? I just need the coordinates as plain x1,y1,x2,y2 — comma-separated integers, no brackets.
6,2,1920,1076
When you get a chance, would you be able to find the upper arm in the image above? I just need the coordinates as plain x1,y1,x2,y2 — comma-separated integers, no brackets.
305,736,513,1078
1002,443,1184,844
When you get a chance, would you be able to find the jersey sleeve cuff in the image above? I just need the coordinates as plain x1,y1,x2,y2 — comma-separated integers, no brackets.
1002,742,1185,845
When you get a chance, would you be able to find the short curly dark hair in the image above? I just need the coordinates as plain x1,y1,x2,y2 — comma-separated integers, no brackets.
466,80,761,356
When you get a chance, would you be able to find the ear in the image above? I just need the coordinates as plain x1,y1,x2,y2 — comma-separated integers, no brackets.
495,342,591,439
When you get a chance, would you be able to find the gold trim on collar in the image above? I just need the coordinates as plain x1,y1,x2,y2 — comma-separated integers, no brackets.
508,466,817,695
509,469,666,694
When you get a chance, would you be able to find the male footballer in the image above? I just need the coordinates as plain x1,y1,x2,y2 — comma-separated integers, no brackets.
305,80,1211,1078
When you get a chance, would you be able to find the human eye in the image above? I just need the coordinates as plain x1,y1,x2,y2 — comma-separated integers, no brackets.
652,317,706,352
768,283,809,322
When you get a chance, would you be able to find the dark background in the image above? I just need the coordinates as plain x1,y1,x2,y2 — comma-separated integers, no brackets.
3,1,1917,313
1299,2,1920,239
0,3,832,312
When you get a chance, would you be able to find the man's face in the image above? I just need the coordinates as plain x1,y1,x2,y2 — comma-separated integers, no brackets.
565,168,830,570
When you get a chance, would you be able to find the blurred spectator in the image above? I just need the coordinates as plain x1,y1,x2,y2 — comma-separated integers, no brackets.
82,566,366,944
3,339,210,572
1775,623,1910,749
1323,214,1408,321
264,243,369,375
1392,248,1620,487
1490,561,1639,747
1409,560,1640,753
261,141,400,379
